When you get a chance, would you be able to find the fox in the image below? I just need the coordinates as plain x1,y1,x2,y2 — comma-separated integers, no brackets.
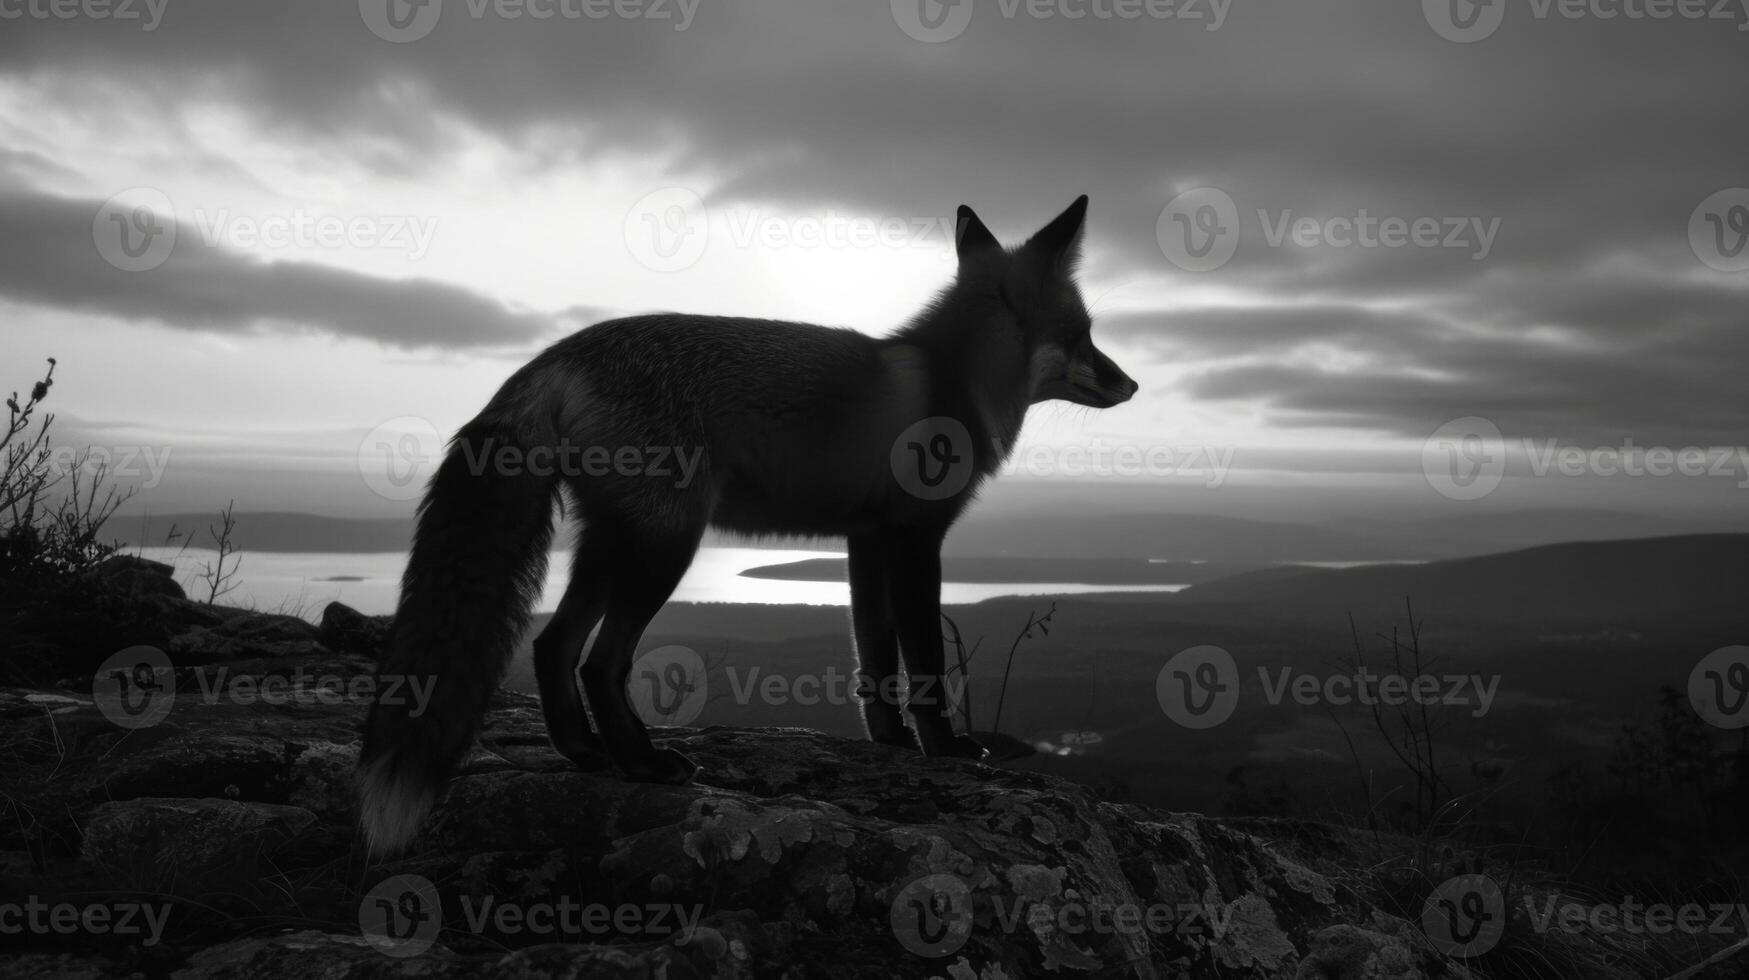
357,195,1137,854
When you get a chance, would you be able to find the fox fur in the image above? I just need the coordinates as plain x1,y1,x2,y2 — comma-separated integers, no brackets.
358,196,1136,854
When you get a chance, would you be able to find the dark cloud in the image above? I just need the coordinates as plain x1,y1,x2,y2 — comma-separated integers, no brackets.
0,191,570,349
3,2,1745,443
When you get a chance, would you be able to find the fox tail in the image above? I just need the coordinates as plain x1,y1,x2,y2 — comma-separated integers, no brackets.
357,403,558,855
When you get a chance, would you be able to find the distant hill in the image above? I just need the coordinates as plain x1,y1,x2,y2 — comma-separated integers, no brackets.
944,513,1394,562
1173,533,1749,632
741,556,1259,585
1319,508,1747,561
109,506,1749,570
114,512,418,553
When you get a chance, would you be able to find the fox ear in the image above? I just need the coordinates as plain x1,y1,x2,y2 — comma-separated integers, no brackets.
1025,195,1089,267
955,205,1000,261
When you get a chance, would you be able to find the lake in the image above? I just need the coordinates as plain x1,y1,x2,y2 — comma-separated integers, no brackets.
134,546,1187,617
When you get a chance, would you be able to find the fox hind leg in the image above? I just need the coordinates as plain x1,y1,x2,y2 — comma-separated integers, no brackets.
532,529,614,770
849,532,919,751
579,527,703,784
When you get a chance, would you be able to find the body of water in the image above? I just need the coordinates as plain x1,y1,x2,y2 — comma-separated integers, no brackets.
134,546,1187,617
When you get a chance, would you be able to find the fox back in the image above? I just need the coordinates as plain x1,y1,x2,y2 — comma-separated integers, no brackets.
357,195,1137,855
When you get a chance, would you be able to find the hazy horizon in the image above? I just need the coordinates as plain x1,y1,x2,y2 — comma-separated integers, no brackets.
5,3,1747,535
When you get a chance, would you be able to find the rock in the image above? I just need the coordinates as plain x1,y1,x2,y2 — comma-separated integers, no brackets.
967,729,1036,763
86,555,186,601
1,557,215,685
0,689,90,720
318,601,393,658
171,923,765,979
0,953,132,980
0,625,1637,977
80,798,318,895
166,612,321,662
1295,924,1447,980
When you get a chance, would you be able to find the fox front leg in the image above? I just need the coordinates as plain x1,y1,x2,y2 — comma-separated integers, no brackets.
887,527,987,761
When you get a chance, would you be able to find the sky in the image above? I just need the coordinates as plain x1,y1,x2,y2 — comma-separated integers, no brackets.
2,0,1747,529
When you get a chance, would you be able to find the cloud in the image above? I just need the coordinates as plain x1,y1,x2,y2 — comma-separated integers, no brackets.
3,1,1745,450
0,190,570,349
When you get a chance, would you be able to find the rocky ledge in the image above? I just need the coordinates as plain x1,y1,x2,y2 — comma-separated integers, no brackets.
0,559,1660,978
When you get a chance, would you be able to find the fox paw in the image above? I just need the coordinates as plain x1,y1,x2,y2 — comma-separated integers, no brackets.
622,747,700,785
922,732,988,761
556,743,613,771
872,730,924,753
945,733,989,760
